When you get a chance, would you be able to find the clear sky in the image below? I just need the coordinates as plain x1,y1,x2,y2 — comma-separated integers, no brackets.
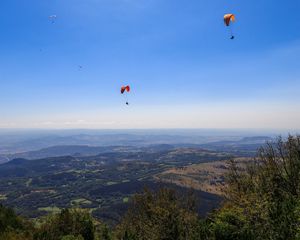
0,0,300,129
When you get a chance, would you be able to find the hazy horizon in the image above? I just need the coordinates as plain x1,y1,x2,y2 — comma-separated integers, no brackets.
0,127,298,137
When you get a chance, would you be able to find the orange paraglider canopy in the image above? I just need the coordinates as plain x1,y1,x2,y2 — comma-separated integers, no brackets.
224,14,235,26
121,85,130,94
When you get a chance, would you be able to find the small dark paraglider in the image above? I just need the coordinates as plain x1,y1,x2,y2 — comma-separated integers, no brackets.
121,85,130,105
224,14,235,39
49,15,57,24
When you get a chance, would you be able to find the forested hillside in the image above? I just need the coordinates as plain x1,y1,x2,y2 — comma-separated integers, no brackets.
1,135,300,239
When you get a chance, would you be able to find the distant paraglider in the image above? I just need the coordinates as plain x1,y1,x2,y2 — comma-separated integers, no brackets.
49,15,57,24
121,85,130,105
224,14,235,39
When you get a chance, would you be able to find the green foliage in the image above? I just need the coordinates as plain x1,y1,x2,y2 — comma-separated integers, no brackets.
98,224,111,240
122,230,137,240
114,188,202,240
61,235,84,240
34,209,95,240
0,231,33,240
214,135,300,240
211,206,254,240
0,204,24,234
0,204,33,239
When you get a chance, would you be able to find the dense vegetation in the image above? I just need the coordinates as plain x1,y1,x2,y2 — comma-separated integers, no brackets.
219,135,300,240
1,135,299,239
114,188,202,240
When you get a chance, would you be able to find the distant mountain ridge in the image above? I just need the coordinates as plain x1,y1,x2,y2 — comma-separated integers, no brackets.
5,145,119,161
0,135,274,164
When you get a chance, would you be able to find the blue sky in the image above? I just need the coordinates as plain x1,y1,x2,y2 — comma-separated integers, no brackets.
0,0,300,129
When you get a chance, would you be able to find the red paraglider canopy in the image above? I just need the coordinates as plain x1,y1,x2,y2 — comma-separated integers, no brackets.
224,14,235,27
121,85,130,94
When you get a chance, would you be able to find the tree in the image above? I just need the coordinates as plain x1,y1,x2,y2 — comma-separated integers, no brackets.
114,188,201,240
34,209,95,240
98,224,111,240
0,204,33,240
214,135,300,240
0,204,24,234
